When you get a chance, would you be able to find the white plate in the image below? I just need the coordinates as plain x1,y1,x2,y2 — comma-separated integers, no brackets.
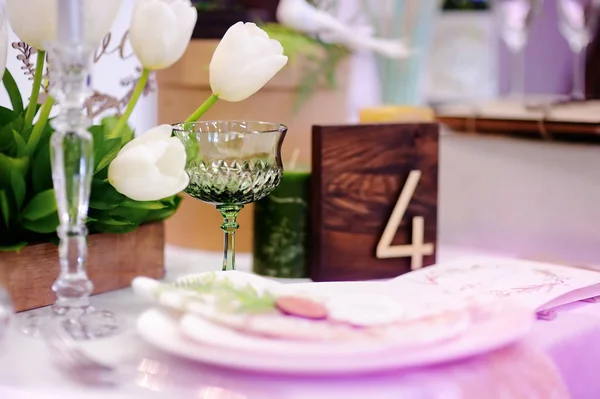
137,298,534,375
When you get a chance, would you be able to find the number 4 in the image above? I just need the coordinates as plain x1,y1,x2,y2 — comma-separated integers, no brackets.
376,170,434,270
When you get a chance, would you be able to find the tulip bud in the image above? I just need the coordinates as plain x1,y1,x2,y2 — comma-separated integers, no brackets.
108,125,189,201
6,0,122,50
210,22,288,102
129,0,197,70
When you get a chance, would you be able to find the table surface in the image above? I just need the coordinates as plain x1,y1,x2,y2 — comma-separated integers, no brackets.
0,246,599,399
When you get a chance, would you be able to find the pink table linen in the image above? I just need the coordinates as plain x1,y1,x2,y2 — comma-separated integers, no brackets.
0,246,599,398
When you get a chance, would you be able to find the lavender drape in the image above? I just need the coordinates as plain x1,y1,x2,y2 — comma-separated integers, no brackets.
498,0,572,95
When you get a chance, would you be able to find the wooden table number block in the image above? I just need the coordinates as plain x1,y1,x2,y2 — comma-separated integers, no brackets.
310,123,439,281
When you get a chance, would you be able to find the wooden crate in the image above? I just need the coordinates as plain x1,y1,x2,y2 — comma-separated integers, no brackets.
0,222,165,312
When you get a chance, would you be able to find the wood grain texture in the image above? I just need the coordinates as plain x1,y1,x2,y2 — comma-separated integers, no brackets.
437,116,600,144
0,223,165,312
310,124,439,281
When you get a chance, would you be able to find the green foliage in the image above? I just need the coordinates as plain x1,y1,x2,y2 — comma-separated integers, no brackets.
260,23,350,112
0,70,182,251
173,273,276,314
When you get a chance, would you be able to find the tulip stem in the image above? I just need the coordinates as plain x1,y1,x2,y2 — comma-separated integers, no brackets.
185,94,219,123
24,50,46,129
26,95,55,155
111,68,150,139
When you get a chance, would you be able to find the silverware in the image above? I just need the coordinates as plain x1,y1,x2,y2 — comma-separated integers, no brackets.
42,317,117,386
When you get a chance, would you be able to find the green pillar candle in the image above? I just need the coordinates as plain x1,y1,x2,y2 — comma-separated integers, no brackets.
252,169,310,278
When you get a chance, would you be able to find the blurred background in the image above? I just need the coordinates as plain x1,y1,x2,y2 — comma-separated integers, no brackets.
2,0,599,265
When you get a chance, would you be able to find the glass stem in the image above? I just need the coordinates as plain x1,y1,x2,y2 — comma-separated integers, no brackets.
572,48,585,100
509,48,525,100
217,204,243,271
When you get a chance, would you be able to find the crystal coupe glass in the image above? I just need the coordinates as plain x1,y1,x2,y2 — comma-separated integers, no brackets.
173,121,287,271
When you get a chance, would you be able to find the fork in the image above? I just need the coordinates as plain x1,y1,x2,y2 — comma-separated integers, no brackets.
42,317,117,386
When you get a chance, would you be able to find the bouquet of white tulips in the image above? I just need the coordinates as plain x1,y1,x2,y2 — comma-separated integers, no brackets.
0,0,287,251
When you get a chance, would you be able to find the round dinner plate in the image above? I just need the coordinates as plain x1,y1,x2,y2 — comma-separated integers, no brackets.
137,299,534,375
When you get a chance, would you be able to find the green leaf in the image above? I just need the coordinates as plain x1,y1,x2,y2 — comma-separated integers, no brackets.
95,214,137,226
88,213,139,234
121,199,167,210
0,106,17,123
22,189,56,221
143,207,179,223
10,169,25,210
22,212,59,234
89,124,122,173
95,138,122,172
102,116,134,145
12,130,27,157
0,190,10,227
2,70,23,115
101,116,119,139
0,153,28,187
89,178,123,210
31,142,52,192
19,125,32,144
160,195,180,207
10,114,24,135
109,206,148,224
143,195,182,223
0,124,15,154
0,242,27,252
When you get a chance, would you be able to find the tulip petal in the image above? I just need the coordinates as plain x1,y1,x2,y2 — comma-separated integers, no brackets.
108,125,189,201
216,55,288,102
129,0,196,70
120,124,173,153
209,22,244,73
6,0,121,49
245,23,270,40
173,171,191,194
209,22,288,102
156,137,187,177
6,0,56,50
109,146,156,181
83,0,122,46
167,0,198,67
112,168,188,201
130,0,178,69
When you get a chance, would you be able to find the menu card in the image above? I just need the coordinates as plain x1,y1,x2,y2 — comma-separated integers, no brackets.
394,256,600,311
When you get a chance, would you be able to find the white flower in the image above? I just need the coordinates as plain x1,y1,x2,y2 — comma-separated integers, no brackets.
129,0,197,70
6,0,122,50
108,125,189,201
210,22,288,102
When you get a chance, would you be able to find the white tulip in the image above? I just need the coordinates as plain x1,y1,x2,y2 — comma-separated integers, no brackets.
129,0,197,70
108,125,189,201
6,0,123,50
210,22,288,102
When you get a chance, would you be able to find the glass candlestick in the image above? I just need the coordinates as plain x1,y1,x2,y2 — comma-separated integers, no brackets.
50,43,120,339
21,43,121,340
